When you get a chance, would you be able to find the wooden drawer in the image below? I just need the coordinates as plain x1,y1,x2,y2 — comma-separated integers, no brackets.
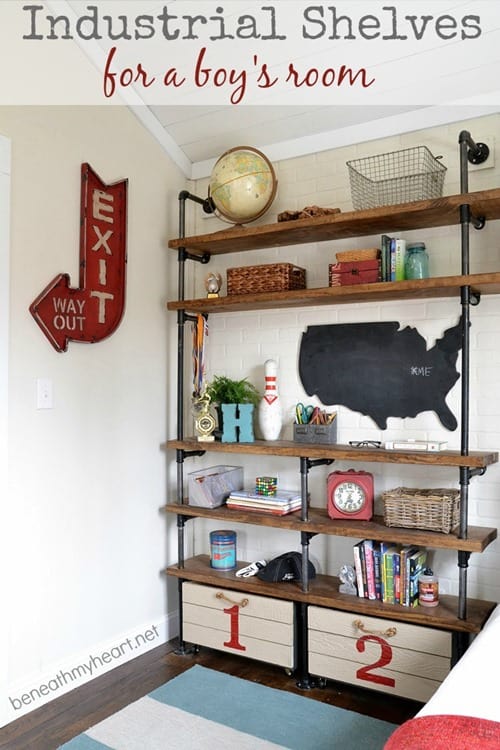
182,582,295,668
308,607,451,702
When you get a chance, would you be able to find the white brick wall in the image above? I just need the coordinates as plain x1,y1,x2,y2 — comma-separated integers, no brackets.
173,112,500,604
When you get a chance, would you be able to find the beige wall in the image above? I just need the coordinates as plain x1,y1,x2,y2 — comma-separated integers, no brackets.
1,106,184,725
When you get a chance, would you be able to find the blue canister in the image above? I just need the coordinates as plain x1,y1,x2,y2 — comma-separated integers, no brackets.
404,242,429,279
210,530,237,570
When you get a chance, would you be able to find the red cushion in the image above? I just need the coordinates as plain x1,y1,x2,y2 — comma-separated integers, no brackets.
384,714,500,750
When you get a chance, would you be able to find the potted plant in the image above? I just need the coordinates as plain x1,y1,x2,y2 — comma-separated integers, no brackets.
205,375,260,442
206,375,260,407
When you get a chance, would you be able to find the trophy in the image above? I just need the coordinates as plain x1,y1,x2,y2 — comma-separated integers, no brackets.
205,272,222,298
192,391,216,442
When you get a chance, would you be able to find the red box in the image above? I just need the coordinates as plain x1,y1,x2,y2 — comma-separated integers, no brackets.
329,259,381,287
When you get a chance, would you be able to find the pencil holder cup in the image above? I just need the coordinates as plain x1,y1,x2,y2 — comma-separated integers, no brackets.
293,421,337,444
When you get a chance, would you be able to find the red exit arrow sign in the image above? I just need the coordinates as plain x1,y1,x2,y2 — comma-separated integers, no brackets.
30,163,128,352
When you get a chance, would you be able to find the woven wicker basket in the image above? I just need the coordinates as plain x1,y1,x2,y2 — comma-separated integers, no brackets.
382,487,460,534
336,248,380,262
227,263,306,295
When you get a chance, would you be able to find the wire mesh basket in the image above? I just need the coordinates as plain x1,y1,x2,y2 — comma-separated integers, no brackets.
347,146,447,210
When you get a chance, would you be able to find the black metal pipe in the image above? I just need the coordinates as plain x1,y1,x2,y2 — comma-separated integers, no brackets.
300,530,311,594
456,131,480,623
300,457,309,523
459,131,471,194
457,550,471,620
173,191,213,656
460,297,470,456
299,455,311,593
459,204,470,276
176,294,186,441
451,631,470,666
178,189,215,214
458,144,471,459
458,135,469,622
177,511,186,566
176,192,189,443
458,131,490,186
459,466,469,540
175,578,187,653
295,602,313,689
177,192,188,300
176,448,185,508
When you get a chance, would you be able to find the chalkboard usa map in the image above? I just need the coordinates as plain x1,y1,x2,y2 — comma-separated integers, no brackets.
298,319,462,430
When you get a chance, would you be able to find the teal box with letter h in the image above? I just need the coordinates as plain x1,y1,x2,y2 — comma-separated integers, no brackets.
221,403,255,442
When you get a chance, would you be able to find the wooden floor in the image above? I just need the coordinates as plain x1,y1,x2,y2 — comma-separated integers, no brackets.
0,640,422,750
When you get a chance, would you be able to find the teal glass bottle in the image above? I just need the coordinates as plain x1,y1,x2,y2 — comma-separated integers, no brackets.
404,242,429,279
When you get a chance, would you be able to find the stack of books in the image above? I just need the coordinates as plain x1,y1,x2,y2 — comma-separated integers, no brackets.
353,539,427,607
380,235,405,282
226,489,302,516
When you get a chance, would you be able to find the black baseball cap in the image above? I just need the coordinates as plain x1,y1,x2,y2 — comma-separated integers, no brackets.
257,551,316,583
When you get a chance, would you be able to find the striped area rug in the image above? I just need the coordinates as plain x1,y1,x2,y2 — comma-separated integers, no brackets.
59,664,397,749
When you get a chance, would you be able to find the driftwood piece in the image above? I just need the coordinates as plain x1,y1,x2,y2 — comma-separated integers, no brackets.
277,205,341,222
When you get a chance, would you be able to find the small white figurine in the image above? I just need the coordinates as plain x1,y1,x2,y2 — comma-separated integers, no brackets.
339,564,357,595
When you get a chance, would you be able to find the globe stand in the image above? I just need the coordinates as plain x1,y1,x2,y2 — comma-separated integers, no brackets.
205,186,257,229
178,189,215,217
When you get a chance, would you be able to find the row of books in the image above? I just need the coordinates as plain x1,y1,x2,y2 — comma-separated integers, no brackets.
380,235,405,282
353,540,427,607
226,489,302,516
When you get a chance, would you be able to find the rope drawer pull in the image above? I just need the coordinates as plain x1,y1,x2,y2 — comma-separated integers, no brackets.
353,619,397,638
216,592,249,608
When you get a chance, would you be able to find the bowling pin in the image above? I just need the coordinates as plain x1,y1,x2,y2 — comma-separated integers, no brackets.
258,359,282,441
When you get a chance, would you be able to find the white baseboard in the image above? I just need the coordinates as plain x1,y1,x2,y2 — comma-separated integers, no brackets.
2,611,180,728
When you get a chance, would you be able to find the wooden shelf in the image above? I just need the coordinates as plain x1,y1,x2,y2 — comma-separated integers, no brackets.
164,504,497,553
167,181,500,667
165,555,496,634
167,188,500,256
167,273,500,313
166,438,498,469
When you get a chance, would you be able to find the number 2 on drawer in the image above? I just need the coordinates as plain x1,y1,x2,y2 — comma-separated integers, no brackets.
355,635,396,688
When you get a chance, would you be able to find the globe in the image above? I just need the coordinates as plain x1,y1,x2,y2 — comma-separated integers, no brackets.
209,146,277,224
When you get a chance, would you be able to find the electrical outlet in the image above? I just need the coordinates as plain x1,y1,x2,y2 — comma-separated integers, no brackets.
36,378,53,409
469,135,495,171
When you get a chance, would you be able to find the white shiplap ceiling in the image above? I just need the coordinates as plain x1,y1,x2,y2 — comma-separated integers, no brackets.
150,104,423,164
148,104,420,171
134,103,498,179
56,1,500,179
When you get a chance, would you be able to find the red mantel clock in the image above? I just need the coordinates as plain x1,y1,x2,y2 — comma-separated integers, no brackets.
327,469,374,520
